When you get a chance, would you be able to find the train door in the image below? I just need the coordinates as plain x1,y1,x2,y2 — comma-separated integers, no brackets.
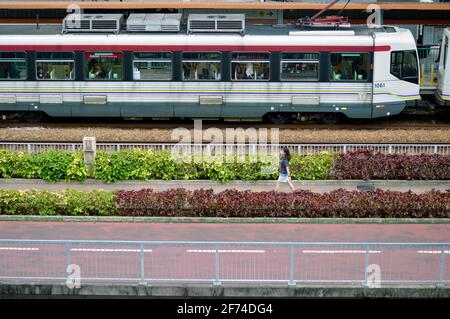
437,29,450,106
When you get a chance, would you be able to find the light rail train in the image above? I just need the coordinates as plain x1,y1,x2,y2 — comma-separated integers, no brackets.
0,13,448,124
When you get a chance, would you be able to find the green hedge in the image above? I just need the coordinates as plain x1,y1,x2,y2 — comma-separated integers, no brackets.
0,188,448,218
0,189,115,216
0,149,335,182
0,150,88,182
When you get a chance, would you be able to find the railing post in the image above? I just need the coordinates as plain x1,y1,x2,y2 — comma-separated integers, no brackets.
343,145,347,154
288,245,296,286
140,244,146,285
434,145,438,155
439,245,445,287
213,245,221,286
82,137,96,177
364,244,370,286
388,145,392,154
66,242,71,267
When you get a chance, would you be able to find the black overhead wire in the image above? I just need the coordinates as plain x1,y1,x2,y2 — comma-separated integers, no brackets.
336,0,352,16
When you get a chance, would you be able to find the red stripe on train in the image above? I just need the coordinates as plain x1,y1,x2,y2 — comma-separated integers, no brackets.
0,45,391,52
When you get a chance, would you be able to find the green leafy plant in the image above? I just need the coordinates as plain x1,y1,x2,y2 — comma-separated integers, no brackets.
66,151,89,182
0,189,116,216
290,152,335,180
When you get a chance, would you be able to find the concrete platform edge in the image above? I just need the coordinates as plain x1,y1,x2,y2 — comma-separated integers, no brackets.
0,215,448,224
1,178,450,187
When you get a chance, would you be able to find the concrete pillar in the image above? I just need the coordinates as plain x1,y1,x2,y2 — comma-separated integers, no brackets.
82,136,96,176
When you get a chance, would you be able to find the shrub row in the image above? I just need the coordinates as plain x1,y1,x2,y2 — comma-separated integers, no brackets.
0,189,115,216
114,188,450,218
332,150,450,180
0,149,335,182
0,149,449,182
0,150,88,182
0,188,448,218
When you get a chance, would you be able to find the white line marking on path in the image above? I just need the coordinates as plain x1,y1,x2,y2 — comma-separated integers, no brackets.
302,250,381,254
71,248,152,253
0,247,39,251
417,250,450,254
187,250,266,254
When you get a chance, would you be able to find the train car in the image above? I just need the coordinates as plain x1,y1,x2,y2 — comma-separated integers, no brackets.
435,28,450,107
0,14,421,124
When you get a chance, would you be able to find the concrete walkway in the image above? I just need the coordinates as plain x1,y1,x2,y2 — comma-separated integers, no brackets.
0,178,449,193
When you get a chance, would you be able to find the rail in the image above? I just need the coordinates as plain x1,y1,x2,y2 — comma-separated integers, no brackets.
0,239,448,286
0,142,449,155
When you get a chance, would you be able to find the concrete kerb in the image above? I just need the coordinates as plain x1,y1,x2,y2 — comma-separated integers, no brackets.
0,283,449,298
0,179,449,193
1,178,450,187
0,215,448,224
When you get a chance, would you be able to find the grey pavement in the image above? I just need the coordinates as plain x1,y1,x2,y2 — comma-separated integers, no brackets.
1,283,449,298
0,179,449,193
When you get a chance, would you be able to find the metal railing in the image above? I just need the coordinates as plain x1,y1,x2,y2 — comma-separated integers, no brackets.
0,142,449,155
0,239,448,286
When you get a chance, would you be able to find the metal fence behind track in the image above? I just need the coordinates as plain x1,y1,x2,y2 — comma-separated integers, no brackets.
0,142,449,155
0,240,448,286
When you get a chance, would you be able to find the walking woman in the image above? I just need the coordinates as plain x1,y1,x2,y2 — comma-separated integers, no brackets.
275,147,296,192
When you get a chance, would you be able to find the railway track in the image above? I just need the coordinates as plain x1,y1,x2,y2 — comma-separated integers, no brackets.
1,114,450,130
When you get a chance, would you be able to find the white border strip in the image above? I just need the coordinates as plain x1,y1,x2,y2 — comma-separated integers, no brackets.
187,249,265,254
302,250,382,254
71,248,152,253
0,247,39,251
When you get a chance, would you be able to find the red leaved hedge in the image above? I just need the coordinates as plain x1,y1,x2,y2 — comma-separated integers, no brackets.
331,150,450,180
114,188,450,218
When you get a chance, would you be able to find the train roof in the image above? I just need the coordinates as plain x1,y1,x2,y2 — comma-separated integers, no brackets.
0,23,400,37
0,22,416,53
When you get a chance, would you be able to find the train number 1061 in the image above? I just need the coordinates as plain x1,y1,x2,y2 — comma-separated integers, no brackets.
374,82,386,89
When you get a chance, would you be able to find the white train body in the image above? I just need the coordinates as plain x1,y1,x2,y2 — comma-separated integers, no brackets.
437,28,450,106
0,23,421,122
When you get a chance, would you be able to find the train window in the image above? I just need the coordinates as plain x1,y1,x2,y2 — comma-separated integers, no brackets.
0,52,27,80
390,52,402,79
390,50,419,84
36,52,75,80
84,52,123,80
231,52,270,81
330,53,369,81
182,52,221,81
280,53,319,81
133,52,172,80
